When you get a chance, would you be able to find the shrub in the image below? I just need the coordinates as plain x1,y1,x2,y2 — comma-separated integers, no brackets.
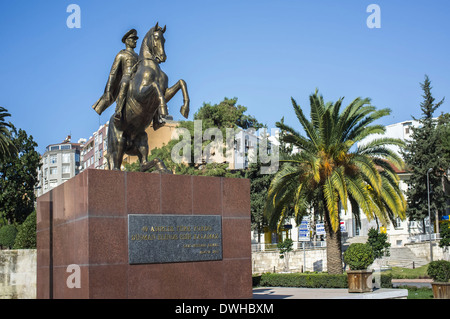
277,238,293,259
427,260,450,282
439,221,450,250
252,275,262,287
380,273,393,288
255,272,392,288
13,211,36,249
0,224,17,249
366,227,390,259
343,243,375,270
259,273,348,288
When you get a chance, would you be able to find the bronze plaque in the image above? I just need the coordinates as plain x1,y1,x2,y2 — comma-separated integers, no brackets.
128,214,222,264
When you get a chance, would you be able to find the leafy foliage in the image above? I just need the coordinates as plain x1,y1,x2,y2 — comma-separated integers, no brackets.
255,272,393,289
366,227,391,259
258,272,349,288
0,106,16,161
0,125,40,224
194,97,264,130
245,159,273,239
126,97,263,178
403,76,448,225
436,113,450,165
343,243,375,270
13,210,36,249
277,238,293,259
427,260,450,282
439,221,450,249
265,89,406,274
0,224,17,249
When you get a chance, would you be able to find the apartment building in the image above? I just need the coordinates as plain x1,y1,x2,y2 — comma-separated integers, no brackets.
36,136,82,196
81,123,108,170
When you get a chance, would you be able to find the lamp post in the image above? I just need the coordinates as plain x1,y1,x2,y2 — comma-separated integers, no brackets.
426,167,433,262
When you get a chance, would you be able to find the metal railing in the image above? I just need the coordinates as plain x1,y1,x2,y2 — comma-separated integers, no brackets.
251,241,326,252
408,233,441,243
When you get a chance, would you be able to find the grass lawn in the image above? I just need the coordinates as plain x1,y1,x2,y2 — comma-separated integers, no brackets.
400,286,434,299
383,264,433,299
384,264,430,279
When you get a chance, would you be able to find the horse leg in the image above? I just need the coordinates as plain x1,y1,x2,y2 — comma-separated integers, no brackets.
134,131,171,173
108,128,126,170
135,131,149,169
164,79,190,119
116,134,126,169
138,82,168,120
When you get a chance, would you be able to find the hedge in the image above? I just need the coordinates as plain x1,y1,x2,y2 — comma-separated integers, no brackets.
0,224,17,249
14,211,36,249
253,272,393,289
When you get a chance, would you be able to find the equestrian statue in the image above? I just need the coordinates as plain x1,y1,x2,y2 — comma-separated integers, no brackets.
92,23,190,172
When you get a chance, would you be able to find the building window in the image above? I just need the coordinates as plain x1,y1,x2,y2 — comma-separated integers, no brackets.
50,154,57,164
61,145,71,150
62,164,71,174
50,167,57,175
395,217,403,229
403,122,412,137
50,145,59,151
62,153,71,163
49,180,58,188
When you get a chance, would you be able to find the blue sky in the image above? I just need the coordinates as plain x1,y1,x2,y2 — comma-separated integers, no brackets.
0,0,449,154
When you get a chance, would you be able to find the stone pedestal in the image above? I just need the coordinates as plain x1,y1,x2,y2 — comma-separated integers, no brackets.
36,169,251,299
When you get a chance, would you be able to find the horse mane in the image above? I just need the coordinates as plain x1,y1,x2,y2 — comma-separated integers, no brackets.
139,26,165,60
139,27,156,60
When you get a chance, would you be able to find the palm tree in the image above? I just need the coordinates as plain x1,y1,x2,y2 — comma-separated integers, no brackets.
264,90,406,274
0,107,15,161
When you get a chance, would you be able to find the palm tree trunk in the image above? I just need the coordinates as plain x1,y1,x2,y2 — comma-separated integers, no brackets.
324,211,343,274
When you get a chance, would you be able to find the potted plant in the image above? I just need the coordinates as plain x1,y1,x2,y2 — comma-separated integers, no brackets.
427,260,450,299
343,243,375,293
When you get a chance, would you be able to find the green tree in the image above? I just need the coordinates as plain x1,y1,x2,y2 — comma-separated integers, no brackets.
245,160,273,242
0,224,17,249
194,97,264,130
439,221,450,251
0,126,40,224
265,90,406,274
277,238,294,272
366,227,390,259
14,210,36,249
126,97,262,178
0,107,16,161
436,112,450,170
403,76,447,231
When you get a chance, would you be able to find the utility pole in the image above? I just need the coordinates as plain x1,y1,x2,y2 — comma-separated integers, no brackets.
427,168,434,262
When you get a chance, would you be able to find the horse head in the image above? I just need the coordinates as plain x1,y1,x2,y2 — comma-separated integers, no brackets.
139,22,167,63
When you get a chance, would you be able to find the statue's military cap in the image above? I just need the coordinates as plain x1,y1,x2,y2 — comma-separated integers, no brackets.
122,29,139,43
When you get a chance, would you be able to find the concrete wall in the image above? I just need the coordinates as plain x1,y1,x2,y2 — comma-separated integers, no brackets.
406,242,448,262
252,243,450,274
0,249,36,299
252,248,328,274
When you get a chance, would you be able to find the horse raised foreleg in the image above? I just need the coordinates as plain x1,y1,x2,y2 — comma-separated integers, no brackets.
164,79,190,119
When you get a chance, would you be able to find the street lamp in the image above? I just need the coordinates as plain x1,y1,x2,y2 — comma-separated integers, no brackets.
427,167,433,262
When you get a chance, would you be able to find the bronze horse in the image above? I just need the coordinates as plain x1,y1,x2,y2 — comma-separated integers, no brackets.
106,23,189,171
